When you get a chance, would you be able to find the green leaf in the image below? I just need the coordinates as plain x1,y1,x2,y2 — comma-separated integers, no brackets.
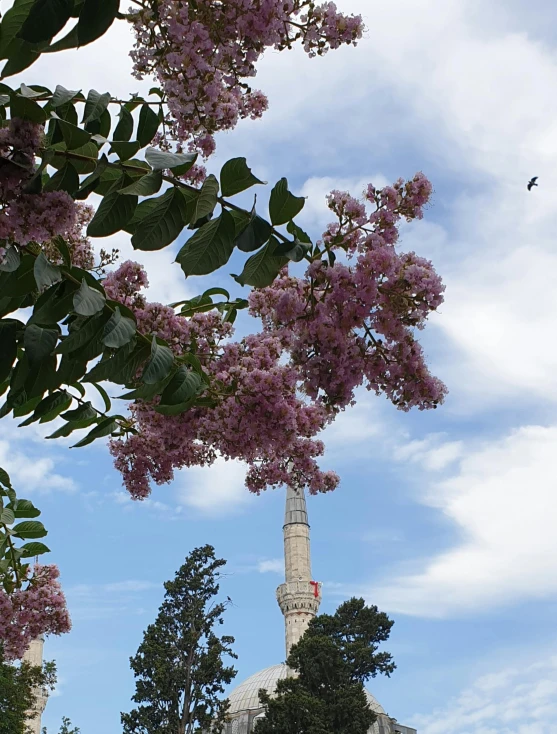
50,235,72,268
137,103,159,147
43,162,79,195
50,140,98,174
46,414,96,438
0,245,21,273
76,0,120,47
269,178,305,226
1,254,35,297
119,171,162,196
29,280,78,325
82,88,111,124
43,23,78,53
81,338,136,383
0,508,14,525
109,140,140,161
73,279,106,316
24,324,58,365
233,236,288,287
20,541,50,558
235,213,273,253
10,91,46,122
202,287,230,300
274,239,311,263
8,499,40,518
34,251,62,291
286,220,312,244
12,520,47,539
51,84,80,108
61,401,95,422
160,366,203,405
0,38,45,79
154,400,197,416
177,210,236,277
0,0,35,58
142,337,174,384
23,354,56,398
0,468,13,490
0,320,17,383
71,416,118,448
18,0,73,44
18,83,44,99
102,307,136,348
131,187,187,252
55,117,91,150
220,157,264,197
192,174,219,223
113,106,133,142
19,389,71,425
87,189,137,237
145,147,197,172
90,381,111,412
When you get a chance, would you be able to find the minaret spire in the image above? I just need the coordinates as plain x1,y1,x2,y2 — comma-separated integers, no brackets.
276,485,322,657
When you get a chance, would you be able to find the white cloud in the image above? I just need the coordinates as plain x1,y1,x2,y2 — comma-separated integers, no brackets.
0,424,75,494
257,558,284,574
371,425,557,617
414,654,557,734
393,434,464,472
175,456,256,516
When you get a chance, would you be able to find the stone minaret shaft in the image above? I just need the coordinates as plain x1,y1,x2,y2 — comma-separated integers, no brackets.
276,486,321,657
23,636,48,734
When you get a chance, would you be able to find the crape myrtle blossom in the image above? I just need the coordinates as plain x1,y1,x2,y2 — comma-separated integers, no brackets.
0,118,77,246
108,174,446,500
130,0,364,154
0,565,71,661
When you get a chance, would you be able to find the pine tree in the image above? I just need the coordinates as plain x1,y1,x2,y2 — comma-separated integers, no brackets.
121,545,237,734
255,598,396,734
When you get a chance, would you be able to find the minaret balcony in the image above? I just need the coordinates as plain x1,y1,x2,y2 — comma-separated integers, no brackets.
276,580,322,614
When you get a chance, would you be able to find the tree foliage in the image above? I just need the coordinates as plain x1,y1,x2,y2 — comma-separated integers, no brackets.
121,545,237,734
42,715,80,734
0,645,56,734
0,0,447,659
255,598,395,734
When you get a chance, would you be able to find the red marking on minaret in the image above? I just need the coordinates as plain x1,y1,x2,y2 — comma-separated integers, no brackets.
310,581,319,598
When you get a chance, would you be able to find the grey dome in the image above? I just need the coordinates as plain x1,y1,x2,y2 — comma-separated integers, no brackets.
227,663,386,716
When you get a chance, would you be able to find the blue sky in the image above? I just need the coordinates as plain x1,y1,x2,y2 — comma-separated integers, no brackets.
4,1,557,732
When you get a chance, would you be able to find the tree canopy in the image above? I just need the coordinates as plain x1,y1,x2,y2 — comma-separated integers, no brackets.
121,545,237,734
255,598,395,734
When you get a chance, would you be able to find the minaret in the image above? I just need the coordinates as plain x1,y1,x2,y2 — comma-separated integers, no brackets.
23,636,48,734
276,486,322,657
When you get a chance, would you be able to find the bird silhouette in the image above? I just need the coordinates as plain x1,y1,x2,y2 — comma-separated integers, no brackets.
527,176,538,191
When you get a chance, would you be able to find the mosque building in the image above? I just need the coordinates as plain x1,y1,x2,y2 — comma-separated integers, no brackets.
222,486,418,734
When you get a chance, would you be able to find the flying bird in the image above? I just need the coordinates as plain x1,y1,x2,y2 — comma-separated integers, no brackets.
527,176,538,191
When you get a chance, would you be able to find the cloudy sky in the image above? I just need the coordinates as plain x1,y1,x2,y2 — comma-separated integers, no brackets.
4,0,557,732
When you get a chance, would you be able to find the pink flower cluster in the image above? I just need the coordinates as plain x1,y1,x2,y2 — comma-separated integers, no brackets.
0,565,71,661
251,173,446,410
43,204,95,270
0,117,77,246
107,173,446,501
130,0,364,155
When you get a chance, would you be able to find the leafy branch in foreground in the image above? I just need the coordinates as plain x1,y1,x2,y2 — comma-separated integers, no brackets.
0,466,70,660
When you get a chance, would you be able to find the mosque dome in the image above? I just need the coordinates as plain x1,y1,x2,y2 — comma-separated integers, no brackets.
227,663,387,718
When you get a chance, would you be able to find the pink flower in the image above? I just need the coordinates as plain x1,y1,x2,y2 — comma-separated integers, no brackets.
0,565,71,661
130,0,363,154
